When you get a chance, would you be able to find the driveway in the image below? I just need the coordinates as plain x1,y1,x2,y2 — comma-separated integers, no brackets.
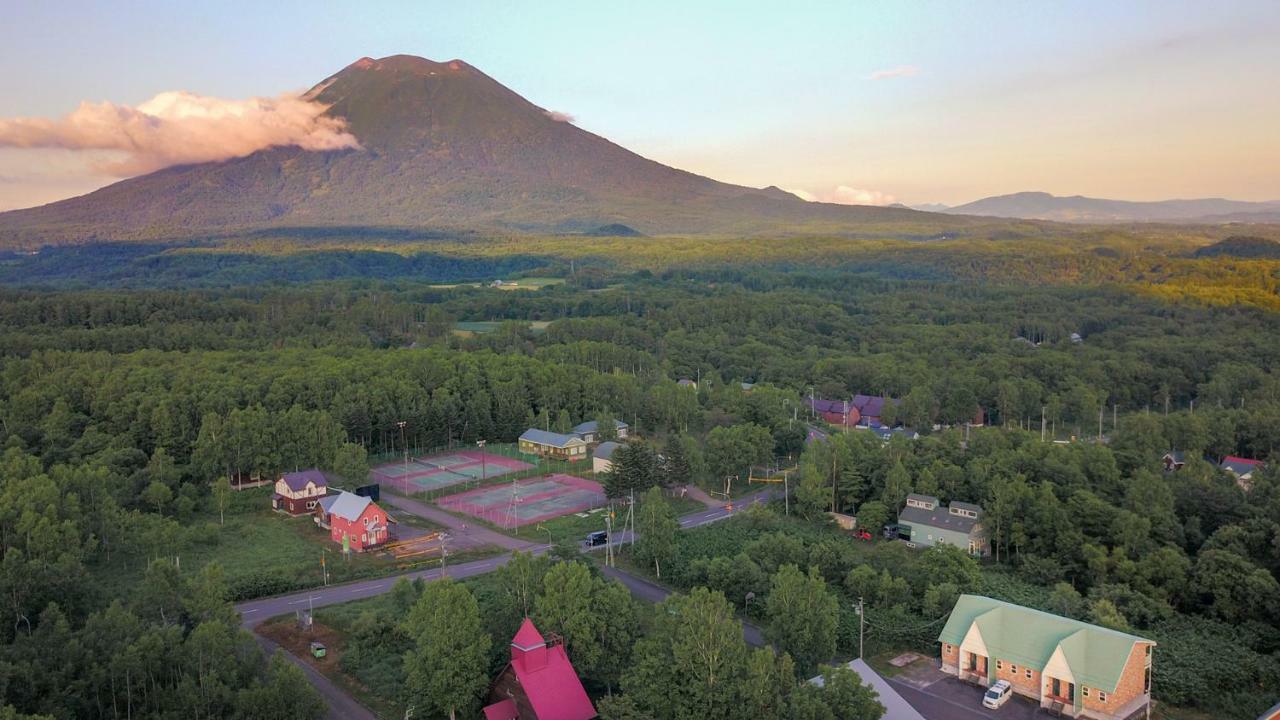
892,672,1054,720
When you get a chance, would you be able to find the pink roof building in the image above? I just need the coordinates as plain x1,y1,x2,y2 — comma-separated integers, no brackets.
482,618,596,720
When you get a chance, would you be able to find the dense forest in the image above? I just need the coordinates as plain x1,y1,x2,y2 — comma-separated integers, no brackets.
0,254,1278,718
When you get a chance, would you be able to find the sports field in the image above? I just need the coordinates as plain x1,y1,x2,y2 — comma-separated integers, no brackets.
371,449,532,494
437,474,606,528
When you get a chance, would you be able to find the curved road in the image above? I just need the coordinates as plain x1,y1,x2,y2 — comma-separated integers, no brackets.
237,488,776,719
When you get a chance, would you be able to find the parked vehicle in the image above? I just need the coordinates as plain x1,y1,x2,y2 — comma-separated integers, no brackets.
854,529,873,541
309,641,327,659
584,530,608,547
983,680,1012,709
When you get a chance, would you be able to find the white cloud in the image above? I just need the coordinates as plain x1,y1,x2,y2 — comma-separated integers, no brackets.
788,185,898,206
0,91,359,176
544,110,576,123
867,65,919,81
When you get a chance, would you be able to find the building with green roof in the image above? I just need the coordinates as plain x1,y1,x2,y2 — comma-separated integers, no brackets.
938,595,1154,719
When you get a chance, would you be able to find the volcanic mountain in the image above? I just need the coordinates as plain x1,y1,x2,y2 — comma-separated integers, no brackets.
0,55,939,244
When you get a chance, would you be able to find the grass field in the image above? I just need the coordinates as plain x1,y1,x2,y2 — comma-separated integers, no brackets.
452,319,551,335
90,487,467,601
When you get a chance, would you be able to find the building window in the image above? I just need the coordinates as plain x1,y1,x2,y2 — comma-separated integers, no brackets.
1025,668,1032,679
1144,666,1151,693
1010,664,1017,673
1083,687,1090,698
996,660,1002,670
1098,691,1107,703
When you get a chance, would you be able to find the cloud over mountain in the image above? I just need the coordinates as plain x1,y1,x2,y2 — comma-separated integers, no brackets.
788,185,898,206
0,91,359,175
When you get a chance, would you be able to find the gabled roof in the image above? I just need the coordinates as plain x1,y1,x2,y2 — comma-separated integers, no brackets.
852,394,887,417
1163,450,1187,464
280,469,330,492
519,428,584,448
571,419,628,435
1221,456,1264,475
316,495,339,514
808,397,852,415
939,595,1153,694
900,498,982,535
510,619,595,720
326,491,375,522
810,659,924,720
594,441,621,461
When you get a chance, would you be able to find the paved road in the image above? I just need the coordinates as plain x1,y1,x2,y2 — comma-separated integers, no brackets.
381,490,536,551
238,486,777,718
600,564,768,647
254,633,380,720
239,548,547,629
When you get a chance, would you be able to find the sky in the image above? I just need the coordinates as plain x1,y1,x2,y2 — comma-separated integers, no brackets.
1,0,1278,211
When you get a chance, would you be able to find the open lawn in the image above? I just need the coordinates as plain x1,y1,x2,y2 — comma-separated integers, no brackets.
91,487,466,602
452,319,551,336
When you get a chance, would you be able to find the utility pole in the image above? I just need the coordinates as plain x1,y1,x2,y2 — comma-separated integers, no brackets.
783,471,790,516
1041,405,1047,443
604,514,614,567
397,420,408,494
477,439,487,486
1098,406,1104,440
857,597,865,659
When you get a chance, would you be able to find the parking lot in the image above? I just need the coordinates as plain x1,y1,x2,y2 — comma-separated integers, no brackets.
887,660,1055,720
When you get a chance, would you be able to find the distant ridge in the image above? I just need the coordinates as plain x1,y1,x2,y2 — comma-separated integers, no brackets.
0,54,946,247
946,191,1280,223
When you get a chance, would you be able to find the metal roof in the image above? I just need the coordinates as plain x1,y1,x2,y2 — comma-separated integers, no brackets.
519,428,584,448
938,595,1153,694
594,441,621,460
809,659,925,720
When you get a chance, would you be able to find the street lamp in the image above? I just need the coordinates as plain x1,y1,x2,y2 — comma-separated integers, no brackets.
476,439,487,485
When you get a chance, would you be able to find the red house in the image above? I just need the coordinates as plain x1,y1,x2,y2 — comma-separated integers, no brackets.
483,618,596,720
808,397,861,427
314,491,392,552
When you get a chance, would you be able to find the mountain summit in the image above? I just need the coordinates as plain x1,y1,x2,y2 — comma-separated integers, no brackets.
0,54,931,244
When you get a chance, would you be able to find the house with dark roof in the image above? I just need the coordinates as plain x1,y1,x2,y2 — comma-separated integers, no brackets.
807,394,903,429
592,441,621,474
939,595,1155,719
313,491,393,552
1161,451,1187,472
1220,456,1265,488
483,618,596,720
808,397,860,427
519,428,588,461
897,494,988,556
272,469,332,515
570,419,629,443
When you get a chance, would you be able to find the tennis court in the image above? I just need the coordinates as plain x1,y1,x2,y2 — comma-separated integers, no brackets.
371,449,533,494
437,474,606,528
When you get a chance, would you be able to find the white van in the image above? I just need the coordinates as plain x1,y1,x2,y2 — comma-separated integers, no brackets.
983,679,1013,709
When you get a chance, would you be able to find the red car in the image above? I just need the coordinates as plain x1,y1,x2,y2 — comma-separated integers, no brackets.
854,529,873,541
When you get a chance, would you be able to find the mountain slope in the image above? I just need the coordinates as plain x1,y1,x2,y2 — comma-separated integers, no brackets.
0,55,942,245
947,191,1280,223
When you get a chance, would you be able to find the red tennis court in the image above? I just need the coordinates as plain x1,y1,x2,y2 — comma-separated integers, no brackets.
437,474,605,528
